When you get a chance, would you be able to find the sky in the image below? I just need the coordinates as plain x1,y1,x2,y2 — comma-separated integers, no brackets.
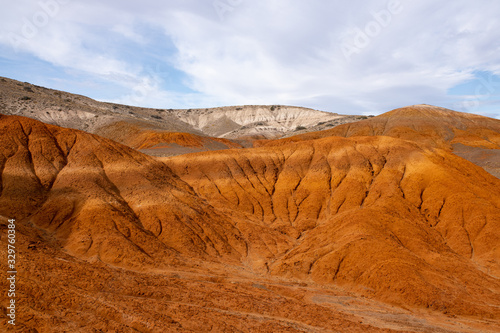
1,0,500,118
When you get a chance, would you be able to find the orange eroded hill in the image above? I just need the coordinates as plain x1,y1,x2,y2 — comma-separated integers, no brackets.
256,105,500,150
164,134,500,317
0,115,247,270
94,120,242,156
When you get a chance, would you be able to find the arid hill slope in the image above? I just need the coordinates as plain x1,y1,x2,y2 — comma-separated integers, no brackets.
164,135,500,318
0,114,248,269
256,104,500,178
0,76,362,155
1,114,500,331
256,105,500,148
173,104,362,139
94,120,243,156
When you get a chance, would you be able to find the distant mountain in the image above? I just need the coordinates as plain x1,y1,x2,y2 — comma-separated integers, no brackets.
173,104,361,139
0,76,362,156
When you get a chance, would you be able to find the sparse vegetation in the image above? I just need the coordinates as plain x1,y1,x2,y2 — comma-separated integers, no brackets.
20,96,31,101
295,125,307,131
151,115,162,119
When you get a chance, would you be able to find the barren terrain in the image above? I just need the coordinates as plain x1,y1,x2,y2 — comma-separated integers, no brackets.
0,82,500,332
0,77,362,156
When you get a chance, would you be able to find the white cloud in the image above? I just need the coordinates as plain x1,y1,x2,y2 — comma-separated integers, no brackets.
0,0,140,79
1,0,499,116
151,0,500,114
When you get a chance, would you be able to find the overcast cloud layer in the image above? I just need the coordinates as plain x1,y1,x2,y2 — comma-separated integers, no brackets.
1,0,500,117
